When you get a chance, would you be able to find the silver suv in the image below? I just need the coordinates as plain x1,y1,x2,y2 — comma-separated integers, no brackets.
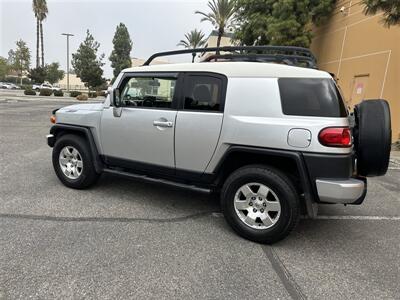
47,47,391,244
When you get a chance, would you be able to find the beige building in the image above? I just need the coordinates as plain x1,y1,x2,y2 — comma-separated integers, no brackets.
203,30,235,48
131,57,169,67
57,73,86,91
200,30,235,61
311,0,400,141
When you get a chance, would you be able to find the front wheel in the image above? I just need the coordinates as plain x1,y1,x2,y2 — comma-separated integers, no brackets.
52,134,100,189
221,165,300,244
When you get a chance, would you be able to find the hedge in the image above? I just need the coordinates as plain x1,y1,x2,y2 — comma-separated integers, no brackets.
54,90,64,97
39,88,53,96
76,94,88,101
24,89,36,96
70,91,82,98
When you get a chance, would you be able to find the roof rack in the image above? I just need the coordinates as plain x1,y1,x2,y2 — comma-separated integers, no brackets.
142,46,317,68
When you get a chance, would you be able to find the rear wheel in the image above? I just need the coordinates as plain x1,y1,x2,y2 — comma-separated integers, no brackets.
221,165,300,244
52,134,100,189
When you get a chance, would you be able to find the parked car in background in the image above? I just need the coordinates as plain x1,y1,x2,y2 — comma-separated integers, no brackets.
32,83,61,92
0,82,19,89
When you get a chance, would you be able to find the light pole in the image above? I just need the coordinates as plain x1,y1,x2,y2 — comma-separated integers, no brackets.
61,33,74,93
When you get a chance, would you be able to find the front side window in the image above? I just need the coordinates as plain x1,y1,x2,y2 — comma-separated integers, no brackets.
121,77,176,109
184,75,223,112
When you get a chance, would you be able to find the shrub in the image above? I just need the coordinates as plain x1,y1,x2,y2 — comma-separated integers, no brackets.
24,89,36,96
39,88,53,96
70,91,82,97
53,90,64,97
88,92,97,98
76,94,88,101
96,90,106,97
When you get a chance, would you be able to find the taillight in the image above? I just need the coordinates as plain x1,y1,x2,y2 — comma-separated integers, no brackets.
50,115,56,124
318,127,352,147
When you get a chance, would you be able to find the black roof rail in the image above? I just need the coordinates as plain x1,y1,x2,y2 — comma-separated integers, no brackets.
142,46,317,68
202,53,317,68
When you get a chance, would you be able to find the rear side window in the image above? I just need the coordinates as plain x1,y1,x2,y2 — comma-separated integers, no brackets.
183,75,223,112
278,78,347,117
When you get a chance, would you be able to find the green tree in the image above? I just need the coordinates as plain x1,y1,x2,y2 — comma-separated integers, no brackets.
234,0,336,47
177,29,207,62
72,30,105,90
45,62,64,84
363,0,400,27
9,40,31,84
28,66,46,83
32,0,48,67
195,0,236,52
109,23,133,78
0,57,10,80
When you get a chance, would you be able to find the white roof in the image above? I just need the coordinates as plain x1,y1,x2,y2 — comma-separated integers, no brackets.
122,62,331,78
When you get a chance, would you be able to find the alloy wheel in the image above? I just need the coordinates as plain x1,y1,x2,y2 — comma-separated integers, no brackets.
59,146,83,180
233,182,281,229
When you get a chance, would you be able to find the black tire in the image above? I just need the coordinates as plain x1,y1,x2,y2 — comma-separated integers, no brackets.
354,99,391,176
52,134,100,189
221,165,300,244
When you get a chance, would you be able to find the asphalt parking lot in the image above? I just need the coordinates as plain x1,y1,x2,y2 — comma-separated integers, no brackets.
0,97,399,299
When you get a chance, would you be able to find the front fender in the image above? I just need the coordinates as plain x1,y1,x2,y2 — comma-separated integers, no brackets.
48,123,104,173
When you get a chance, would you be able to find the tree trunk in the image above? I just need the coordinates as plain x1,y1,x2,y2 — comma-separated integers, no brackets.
192,52,196,63
40,21,44,67
36,18,40,68
216,28,223,55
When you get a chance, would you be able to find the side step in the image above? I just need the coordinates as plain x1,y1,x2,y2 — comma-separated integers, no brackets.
103,168,212,194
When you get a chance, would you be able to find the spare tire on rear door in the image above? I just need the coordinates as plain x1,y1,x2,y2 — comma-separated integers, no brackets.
354,99,391,177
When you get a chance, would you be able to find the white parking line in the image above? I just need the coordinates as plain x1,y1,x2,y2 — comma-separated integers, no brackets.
214,213,400,221
316,215,400,220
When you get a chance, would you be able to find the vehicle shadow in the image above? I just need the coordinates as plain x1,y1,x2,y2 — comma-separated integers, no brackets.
93,172,221,216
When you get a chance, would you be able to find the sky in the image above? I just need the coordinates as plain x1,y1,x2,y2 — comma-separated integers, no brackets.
0,0,214,78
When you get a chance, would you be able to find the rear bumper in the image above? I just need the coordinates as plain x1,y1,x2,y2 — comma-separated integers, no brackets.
303,152,368,204
316,178,367,204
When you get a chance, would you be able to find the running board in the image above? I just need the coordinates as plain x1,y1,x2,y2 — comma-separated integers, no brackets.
103,168,212,194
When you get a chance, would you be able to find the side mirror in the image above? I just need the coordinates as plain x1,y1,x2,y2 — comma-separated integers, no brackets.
113,88,121,107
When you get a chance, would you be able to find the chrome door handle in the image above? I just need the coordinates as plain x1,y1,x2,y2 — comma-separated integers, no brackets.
153,120,173,127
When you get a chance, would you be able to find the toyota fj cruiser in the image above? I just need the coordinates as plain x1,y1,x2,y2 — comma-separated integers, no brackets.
47,46,391,243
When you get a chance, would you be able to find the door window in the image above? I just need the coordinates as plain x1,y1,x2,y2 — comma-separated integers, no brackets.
120,77,177,109
183,75,223,112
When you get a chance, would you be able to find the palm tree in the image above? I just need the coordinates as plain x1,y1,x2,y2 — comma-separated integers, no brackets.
32,0,48,68
32,0,41,68
177,29,206,63
195,0,236,53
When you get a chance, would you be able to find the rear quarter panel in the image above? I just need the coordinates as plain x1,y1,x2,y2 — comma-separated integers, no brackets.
206,77,351,173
